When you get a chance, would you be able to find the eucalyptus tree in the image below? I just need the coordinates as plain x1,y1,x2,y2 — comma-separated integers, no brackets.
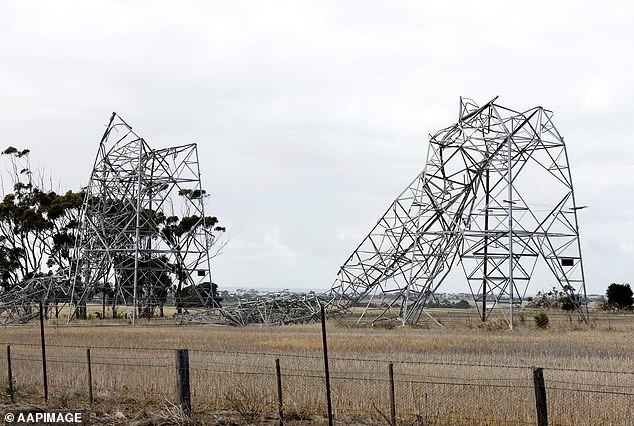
0,147,83,293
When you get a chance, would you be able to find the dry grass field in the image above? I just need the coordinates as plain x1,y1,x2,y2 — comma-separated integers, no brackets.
0,308,633,425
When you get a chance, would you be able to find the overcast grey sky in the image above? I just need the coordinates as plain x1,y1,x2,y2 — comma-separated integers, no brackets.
1,0,632,294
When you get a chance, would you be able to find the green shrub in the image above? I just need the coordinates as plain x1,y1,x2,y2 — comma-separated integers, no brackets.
534,312,549,329
5,376,21,397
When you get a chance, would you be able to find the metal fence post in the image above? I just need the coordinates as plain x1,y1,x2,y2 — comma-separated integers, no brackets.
39,301,48,402
276,358,284,425
87,348,93,404
320,304,333,426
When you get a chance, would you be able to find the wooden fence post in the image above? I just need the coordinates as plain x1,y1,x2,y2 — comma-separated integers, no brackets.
533,367,548,426
39,301,48,402
276,358,284,425
320,304,333,426
389,363,396,426
7,345,14,403
87,348,93,404
175,349,191,417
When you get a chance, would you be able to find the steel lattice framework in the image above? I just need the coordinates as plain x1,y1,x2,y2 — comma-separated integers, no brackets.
328,97,588,326
227,293,324,325
69,113,220,323
0,276,71,324
170,292,325,326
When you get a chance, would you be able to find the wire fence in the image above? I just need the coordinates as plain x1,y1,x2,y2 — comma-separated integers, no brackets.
1,340,633,425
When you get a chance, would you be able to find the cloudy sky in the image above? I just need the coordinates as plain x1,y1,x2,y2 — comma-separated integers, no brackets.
1,0,632,295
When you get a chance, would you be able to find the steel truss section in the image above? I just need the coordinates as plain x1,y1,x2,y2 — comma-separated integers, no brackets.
169,292,326,326
328,97,588,327
227,293,325,325
0,276,71,324
69,113,220,323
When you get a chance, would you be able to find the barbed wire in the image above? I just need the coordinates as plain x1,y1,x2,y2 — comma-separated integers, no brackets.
8,355,173,368
7,357,622,393
3,340,634,377
547,378,634,391
8,356,631,399
548,386,634,397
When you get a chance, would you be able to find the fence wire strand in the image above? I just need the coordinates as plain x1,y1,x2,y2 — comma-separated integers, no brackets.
1,340,633,425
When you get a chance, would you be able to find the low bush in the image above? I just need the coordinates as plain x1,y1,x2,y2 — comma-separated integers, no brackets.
534,312,549,329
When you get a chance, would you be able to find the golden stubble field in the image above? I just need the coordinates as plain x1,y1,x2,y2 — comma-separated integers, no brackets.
0,309,633,425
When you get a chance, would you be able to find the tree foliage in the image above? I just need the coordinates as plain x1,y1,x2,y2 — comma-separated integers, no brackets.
175,281,222,308
606,283,634,310
1,147,227,320
531,285,581,311
0,147,83,290
424,299,471,309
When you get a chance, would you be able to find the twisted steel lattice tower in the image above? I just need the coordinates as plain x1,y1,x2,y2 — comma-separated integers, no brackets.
328,97,588,326
69,113,220,323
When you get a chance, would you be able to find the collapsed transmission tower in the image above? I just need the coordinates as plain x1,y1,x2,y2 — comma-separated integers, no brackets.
328,97,588,327
69,113,222,323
